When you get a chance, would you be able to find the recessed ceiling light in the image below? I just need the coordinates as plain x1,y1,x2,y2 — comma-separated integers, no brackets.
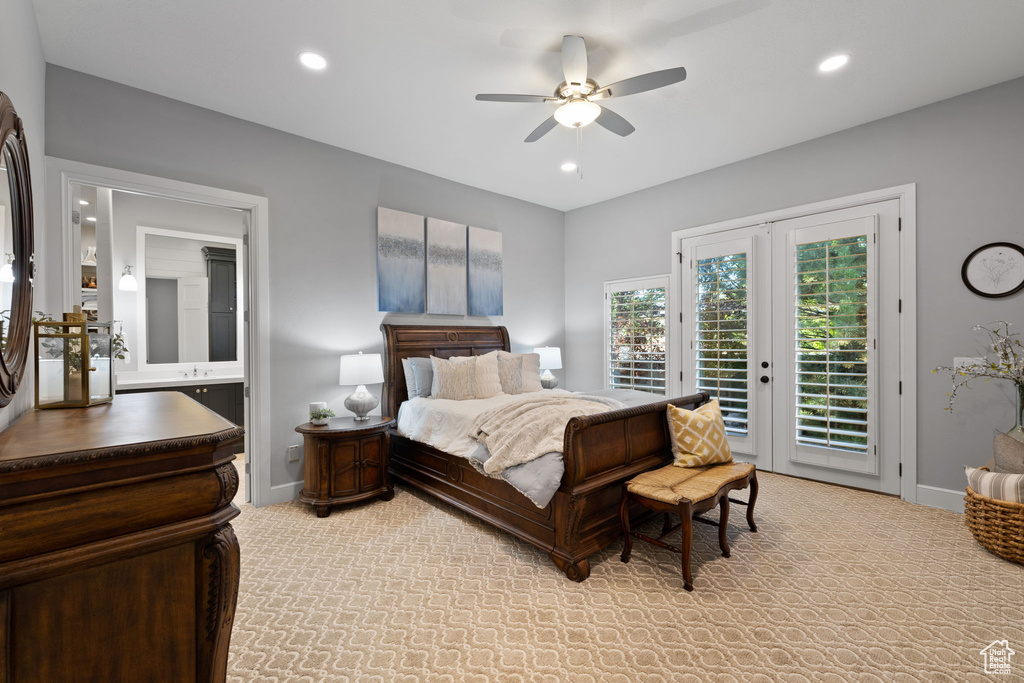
561,162,577,172
299,51,328,71
86,216,97,222
818,54,850,73
79,199,89,206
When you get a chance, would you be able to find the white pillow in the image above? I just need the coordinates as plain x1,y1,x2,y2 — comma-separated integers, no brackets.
447,352,503,399
497,351,542,393
430,356,477,400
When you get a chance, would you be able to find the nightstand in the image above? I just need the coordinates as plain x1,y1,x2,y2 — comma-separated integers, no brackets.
296,416,395,517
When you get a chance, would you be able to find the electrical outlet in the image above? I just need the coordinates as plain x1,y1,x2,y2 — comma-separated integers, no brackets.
287,445,302,462
954,357,984,369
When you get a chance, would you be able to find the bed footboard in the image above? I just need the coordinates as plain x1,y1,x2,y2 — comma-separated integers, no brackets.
546,392,710,581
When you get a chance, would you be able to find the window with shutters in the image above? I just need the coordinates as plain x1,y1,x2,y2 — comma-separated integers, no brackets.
695,252,749,436
604,276,668,395
793,234,871,453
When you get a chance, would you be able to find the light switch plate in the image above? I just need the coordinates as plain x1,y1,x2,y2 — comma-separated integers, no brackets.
287,445,302,462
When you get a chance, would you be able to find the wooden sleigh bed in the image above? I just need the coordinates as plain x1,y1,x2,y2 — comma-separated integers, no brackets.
381,323,710,582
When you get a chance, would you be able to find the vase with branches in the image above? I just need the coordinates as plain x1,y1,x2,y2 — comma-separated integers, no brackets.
934,320,1024,443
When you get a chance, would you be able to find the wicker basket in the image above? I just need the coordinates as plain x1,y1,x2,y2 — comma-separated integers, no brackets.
964,486,1024,565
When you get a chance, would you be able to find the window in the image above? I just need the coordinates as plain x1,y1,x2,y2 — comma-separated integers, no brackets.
793,234,871,453
605,276,668,395
694,252,750,436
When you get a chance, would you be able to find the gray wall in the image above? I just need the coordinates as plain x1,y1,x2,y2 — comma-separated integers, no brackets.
145,277,178,364
565,76,1024,493
0,0,46,430
111,190,243,372
45,66,566,491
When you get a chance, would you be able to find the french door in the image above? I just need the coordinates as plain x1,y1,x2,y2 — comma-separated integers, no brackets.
679,199,901,494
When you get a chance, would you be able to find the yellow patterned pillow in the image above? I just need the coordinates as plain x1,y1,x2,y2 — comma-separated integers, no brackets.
667,400,733,467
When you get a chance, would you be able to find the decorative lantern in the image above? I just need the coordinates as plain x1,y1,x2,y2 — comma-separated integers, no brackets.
34,309,114,409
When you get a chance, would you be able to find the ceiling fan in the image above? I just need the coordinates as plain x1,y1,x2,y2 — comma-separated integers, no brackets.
476,35,687,143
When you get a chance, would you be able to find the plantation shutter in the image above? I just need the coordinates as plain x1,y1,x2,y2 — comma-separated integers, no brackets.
605,276,668,395
785,217,877,470
691,237,753,439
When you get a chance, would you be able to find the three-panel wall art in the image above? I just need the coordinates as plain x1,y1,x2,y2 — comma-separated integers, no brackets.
376,207,503,316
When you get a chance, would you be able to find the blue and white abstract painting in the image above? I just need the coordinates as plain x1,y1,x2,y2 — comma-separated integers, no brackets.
377,207,425,313
426,218,467,315
468,226,503,317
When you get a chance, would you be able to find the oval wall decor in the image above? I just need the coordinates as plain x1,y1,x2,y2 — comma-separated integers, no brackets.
961,242,1024,298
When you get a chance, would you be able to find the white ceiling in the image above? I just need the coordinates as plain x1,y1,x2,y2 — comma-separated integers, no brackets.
32,0,1024,211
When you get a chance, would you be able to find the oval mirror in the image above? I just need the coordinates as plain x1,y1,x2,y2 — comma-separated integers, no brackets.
0,92,35,407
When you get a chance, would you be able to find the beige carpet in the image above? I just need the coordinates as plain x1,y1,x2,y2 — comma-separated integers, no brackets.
227,473,1024,681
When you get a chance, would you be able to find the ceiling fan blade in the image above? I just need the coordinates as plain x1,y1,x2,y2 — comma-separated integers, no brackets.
595,106,635,137
561,35,588,90
524,116,558,143
594,66,687,99
476,93,556,103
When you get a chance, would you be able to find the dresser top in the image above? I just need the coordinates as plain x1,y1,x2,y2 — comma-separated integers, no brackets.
0,392,242,473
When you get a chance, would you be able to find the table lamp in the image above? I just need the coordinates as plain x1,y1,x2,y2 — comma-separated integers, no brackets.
534,346,562,389
339,352,384,420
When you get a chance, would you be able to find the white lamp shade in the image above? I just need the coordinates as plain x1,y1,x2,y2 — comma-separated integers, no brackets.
534,346,562,370
554,99,601,128
339,352,384,385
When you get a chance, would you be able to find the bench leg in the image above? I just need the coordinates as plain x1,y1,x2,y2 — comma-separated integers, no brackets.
619,487,633,564
747,474,758,533
661,512,673,537
680,502,693,591
718,495,730,558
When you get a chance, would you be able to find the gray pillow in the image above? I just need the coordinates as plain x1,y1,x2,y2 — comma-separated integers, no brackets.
401,358,417,398
994,433,1024,474
407,357,433,398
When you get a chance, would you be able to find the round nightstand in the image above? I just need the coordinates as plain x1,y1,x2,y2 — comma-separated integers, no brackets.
296,416,395,517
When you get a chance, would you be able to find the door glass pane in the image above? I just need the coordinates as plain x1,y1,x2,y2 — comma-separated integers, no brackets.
608,286,666,394
793,235,869,452
695,253,748,436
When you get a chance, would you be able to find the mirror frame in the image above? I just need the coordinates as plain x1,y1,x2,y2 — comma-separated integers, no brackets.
0,92,35,407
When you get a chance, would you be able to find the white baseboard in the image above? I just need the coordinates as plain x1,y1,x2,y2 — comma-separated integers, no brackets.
269,480,304,505
915,484,965,514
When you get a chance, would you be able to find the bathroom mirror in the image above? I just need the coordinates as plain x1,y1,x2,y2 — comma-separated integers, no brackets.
0,92,35,407
138,227,241,366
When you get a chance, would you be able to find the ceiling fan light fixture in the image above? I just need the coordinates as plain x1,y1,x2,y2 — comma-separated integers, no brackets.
554,99,601,128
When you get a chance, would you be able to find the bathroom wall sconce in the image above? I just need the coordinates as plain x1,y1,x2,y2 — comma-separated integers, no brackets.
118,265,138,291
0,254,14,283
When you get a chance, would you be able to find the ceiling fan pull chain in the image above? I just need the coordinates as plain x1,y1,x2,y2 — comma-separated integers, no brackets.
577,124,583,180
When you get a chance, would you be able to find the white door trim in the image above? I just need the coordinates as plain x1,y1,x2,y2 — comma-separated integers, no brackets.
670,184,918,503
45,156,273,508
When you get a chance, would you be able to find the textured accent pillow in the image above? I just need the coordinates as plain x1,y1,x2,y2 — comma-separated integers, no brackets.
401,358,417,398
667,400,733,468
496,354,524,394
994,433,1024,474
497,351,542,393
407,358,433,398
430,356,477,400
447,352,503,399
966,465,1024,504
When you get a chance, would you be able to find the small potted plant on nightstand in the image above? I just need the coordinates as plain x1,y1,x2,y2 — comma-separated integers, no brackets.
309,407,335,426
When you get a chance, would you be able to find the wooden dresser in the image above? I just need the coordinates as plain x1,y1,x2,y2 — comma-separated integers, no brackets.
0,392,244,682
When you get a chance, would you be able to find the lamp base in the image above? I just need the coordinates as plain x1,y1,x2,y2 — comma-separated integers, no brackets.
540,370,559,390
344,385,379,421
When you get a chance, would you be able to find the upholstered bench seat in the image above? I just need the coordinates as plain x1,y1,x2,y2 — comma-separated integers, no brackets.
627,462,756,505
620,462,758,591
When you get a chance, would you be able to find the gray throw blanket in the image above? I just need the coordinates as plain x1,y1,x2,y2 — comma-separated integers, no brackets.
470,393,610,474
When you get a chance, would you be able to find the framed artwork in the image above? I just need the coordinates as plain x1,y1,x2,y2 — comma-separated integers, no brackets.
426,218,467,315
961,242,1024,298
377,207,425,313
468,226,503,316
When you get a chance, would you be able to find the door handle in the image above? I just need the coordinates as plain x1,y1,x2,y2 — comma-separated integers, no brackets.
759,376,770,384
203,388,208,393
195,388,201,394
761,361,769,368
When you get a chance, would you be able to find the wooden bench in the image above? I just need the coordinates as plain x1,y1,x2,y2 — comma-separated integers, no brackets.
619,462,758,591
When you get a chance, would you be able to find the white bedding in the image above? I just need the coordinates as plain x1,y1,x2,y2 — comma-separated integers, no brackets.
397,388,575,462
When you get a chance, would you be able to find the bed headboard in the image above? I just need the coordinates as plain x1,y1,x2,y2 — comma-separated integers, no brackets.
380,323,511,419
